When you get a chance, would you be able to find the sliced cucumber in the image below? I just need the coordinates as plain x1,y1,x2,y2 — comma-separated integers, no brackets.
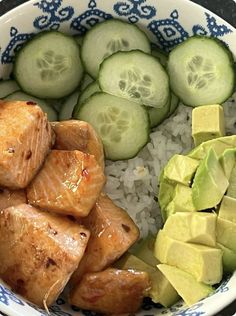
0,80,20,98
80,73,94,91
14,31,83,99
59,91,80,121
151,46,168,67
168,93,179,117
81,19,151,78
148,96,170,128
76,92,150,160
168,36,235,107
74,35,83,46
99,50,169,108
5,91,57,121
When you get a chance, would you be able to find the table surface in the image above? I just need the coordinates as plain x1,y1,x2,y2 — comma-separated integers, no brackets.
0,0,236,315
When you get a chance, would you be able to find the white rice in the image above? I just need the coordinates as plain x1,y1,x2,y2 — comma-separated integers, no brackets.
104,92,236,239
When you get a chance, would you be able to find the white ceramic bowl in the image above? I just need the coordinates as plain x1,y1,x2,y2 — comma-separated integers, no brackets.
0,1,236,315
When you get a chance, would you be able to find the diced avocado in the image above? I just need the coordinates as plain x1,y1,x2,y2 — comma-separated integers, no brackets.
227,164,236,198
217,243,236,273
158,179,176,221
163,154,199,186
188,135,236,160
158,264,213,306
133,235,159,267
192,148,229,210
218,196,236,223
115,253,179,307
217,217,236,253
163,212,216,247
155,230,223,285
192,104,225,147
219,148,236,179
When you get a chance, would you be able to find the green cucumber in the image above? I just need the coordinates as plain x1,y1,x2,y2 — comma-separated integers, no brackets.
59,91,80,121
168,93,179,117
80,73,94,91
151,46,168,67
75,92,150,160
148,96,170,128
0,80,20,98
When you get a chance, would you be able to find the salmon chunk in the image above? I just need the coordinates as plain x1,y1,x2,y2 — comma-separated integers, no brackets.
71,193,139,283
0,188,26,210
0,204,90,307
69,268,150,314
52,120,104,170
0,100,54,189
27,150,105,217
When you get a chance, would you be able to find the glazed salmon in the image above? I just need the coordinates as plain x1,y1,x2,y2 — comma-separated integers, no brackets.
0,188,26,210
69,268,150,314
52,120,104,170
27,150,105,218
0,204,90,308
0,100,54,189
71,193,139,283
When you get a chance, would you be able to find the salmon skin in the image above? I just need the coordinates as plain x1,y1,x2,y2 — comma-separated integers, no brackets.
0,100,54,189
0,204,90,307
0,188,26,210
71,193,139,284
27,150,105,218
69,268,150,314
52,120,104,170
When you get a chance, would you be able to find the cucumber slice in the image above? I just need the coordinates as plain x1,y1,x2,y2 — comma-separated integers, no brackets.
148,96,170,128
59,91,80,121
74,35,83,46
14,31,83,99
99,50,169,108
0,80,20,98
80,73,94,91
4,91,57,121
151,46,168,67
168,36,235,107
81,19,151,78
76,92,150,160
168,93,179,117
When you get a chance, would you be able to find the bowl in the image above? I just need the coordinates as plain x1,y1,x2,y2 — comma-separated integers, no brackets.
0,0,236,315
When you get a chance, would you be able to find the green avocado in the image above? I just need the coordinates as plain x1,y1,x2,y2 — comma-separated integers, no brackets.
217,243,236,273
217,217,236,253
115,253,179,307
158,178,176,221
163,212,216,247
227,164,236,198
163,154,199,186
219,148,236,179
133,235,159,267
188,135,236,160
192,148,229,210
158,264,213,306
155,230,223,285
218,196,236,223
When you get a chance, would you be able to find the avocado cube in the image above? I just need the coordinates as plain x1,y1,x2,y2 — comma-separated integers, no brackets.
192,104,225,147
217,217,236,253
158,179,176,221
227,164,236,199
218,196,236,223
134,235,159,267
219,148,236,179
163,154,199,186
188,135,236,160
217,243,236,273
163,212,216,247
155,230,223,285
158,264,213,306
192,148,229,210
115,253,179,307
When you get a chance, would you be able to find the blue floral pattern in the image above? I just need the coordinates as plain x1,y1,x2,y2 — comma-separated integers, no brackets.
70,0,112,35
113,0,156,23
0,285,25,306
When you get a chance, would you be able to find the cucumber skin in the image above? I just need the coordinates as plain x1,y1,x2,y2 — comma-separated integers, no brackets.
167,36,235,107
75,92,151,161
13,31,83,99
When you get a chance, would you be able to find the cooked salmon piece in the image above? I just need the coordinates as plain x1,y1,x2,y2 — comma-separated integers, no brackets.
52,120,104,170
0,188,26,210
0,204,90,308
69,268,150,314
0,100,54,189
71,193,139,283
27,150,105,218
